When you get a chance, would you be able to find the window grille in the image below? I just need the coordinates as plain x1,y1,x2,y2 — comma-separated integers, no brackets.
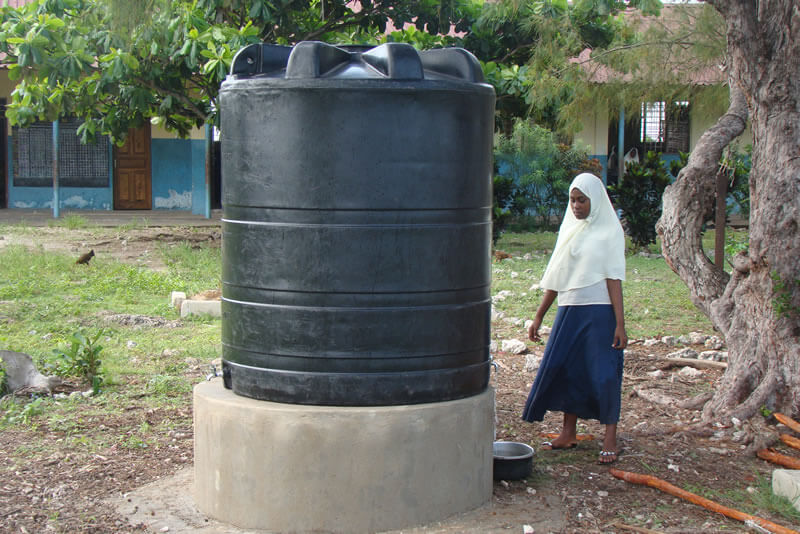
639,101,690,154
12,118,110,188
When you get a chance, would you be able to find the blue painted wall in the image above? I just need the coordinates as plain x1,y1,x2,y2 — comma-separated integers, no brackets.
6,134,208,212
190,138,206,216
152,138,195,210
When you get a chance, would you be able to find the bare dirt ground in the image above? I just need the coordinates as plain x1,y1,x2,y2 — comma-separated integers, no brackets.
1,226,799,534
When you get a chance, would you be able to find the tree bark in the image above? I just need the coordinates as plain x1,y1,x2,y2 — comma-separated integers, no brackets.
657,0,800,423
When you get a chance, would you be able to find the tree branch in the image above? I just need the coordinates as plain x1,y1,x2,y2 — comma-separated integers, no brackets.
132,75,209,122
655,81,748,317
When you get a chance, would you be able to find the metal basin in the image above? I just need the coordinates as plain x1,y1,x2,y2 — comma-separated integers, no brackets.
493,441,534,481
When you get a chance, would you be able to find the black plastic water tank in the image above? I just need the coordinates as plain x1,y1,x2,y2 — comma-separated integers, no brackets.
220,41,495,406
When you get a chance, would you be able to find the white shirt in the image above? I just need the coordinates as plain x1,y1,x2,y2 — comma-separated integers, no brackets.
557,279,611,306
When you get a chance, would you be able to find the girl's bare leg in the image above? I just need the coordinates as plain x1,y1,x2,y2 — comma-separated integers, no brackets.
599,423,618,463
549,413,578,448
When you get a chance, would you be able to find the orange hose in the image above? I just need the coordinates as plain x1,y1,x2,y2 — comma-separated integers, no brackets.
757,448,800,469
610,468,799,534
779,434,800,451
775,413,800,434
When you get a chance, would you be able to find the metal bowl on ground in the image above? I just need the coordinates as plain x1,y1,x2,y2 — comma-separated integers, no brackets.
493,441,534,481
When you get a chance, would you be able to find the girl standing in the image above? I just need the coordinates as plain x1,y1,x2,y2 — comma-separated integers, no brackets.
522,173,627,464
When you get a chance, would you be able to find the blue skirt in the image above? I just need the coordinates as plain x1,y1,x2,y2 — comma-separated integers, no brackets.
522,304,623,425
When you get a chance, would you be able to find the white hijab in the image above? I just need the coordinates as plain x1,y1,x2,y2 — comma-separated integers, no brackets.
539,173,626,292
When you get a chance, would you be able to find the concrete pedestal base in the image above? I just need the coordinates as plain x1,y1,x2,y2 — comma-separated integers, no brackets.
193,380,494,533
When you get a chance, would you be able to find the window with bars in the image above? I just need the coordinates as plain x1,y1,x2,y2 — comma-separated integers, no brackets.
639,101,690,154
12,118,110,188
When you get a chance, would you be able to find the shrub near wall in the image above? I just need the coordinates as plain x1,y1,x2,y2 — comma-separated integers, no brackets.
493,120,595,235
609,150,671,250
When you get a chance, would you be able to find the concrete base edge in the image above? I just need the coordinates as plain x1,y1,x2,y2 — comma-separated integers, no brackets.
193,380,494,533
772,469,800,512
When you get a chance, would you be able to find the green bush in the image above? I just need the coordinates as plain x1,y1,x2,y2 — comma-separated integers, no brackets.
51,330,106,394
493,120,594,234
609,150,671,249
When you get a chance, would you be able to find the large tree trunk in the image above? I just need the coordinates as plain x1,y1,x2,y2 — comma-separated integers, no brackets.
656,0,800,423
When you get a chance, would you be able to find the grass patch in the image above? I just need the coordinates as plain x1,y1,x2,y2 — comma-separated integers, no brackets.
684,473,800,525
493,231,716,339
0,236,221,418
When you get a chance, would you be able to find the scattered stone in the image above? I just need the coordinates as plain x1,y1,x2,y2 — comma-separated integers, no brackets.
529,283,540,292
127,340,137,348
524,354,542,372
491,309,506,321
668,462,680,473
643,338,660,347
699,350,727,362
522,253,533,261
540,326,552,335
661,335,677,346
646,370,665,379
526,487,536,495
676,335,690,345
523,525,534,534
524,319,533,331
504,317,524,326
667,347,699,359
501,339,527,355
597,491,609,497
678,366,704,378
705,336,725,350
161,349,180,358
489,341,498,353
688,332,709,345
510,271,519,279
492,290,512,303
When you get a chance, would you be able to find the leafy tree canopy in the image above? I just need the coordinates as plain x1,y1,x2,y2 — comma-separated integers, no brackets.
0,0,479,142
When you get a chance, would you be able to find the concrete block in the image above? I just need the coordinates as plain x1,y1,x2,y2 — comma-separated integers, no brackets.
170,291,186,309
773,469,800,511
180,299,221,318
193,380,494,533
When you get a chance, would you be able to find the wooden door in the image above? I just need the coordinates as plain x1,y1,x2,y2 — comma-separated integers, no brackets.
114,124,151,209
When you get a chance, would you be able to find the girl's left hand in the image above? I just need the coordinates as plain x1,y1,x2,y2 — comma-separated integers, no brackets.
612,326,628,350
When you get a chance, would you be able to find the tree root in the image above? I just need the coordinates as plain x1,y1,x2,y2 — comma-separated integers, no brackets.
676,392,714,411
610,468,800,534
656,358,727,371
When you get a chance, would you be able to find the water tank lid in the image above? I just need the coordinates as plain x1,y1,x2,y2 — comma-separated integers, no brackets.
229,41,485,83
